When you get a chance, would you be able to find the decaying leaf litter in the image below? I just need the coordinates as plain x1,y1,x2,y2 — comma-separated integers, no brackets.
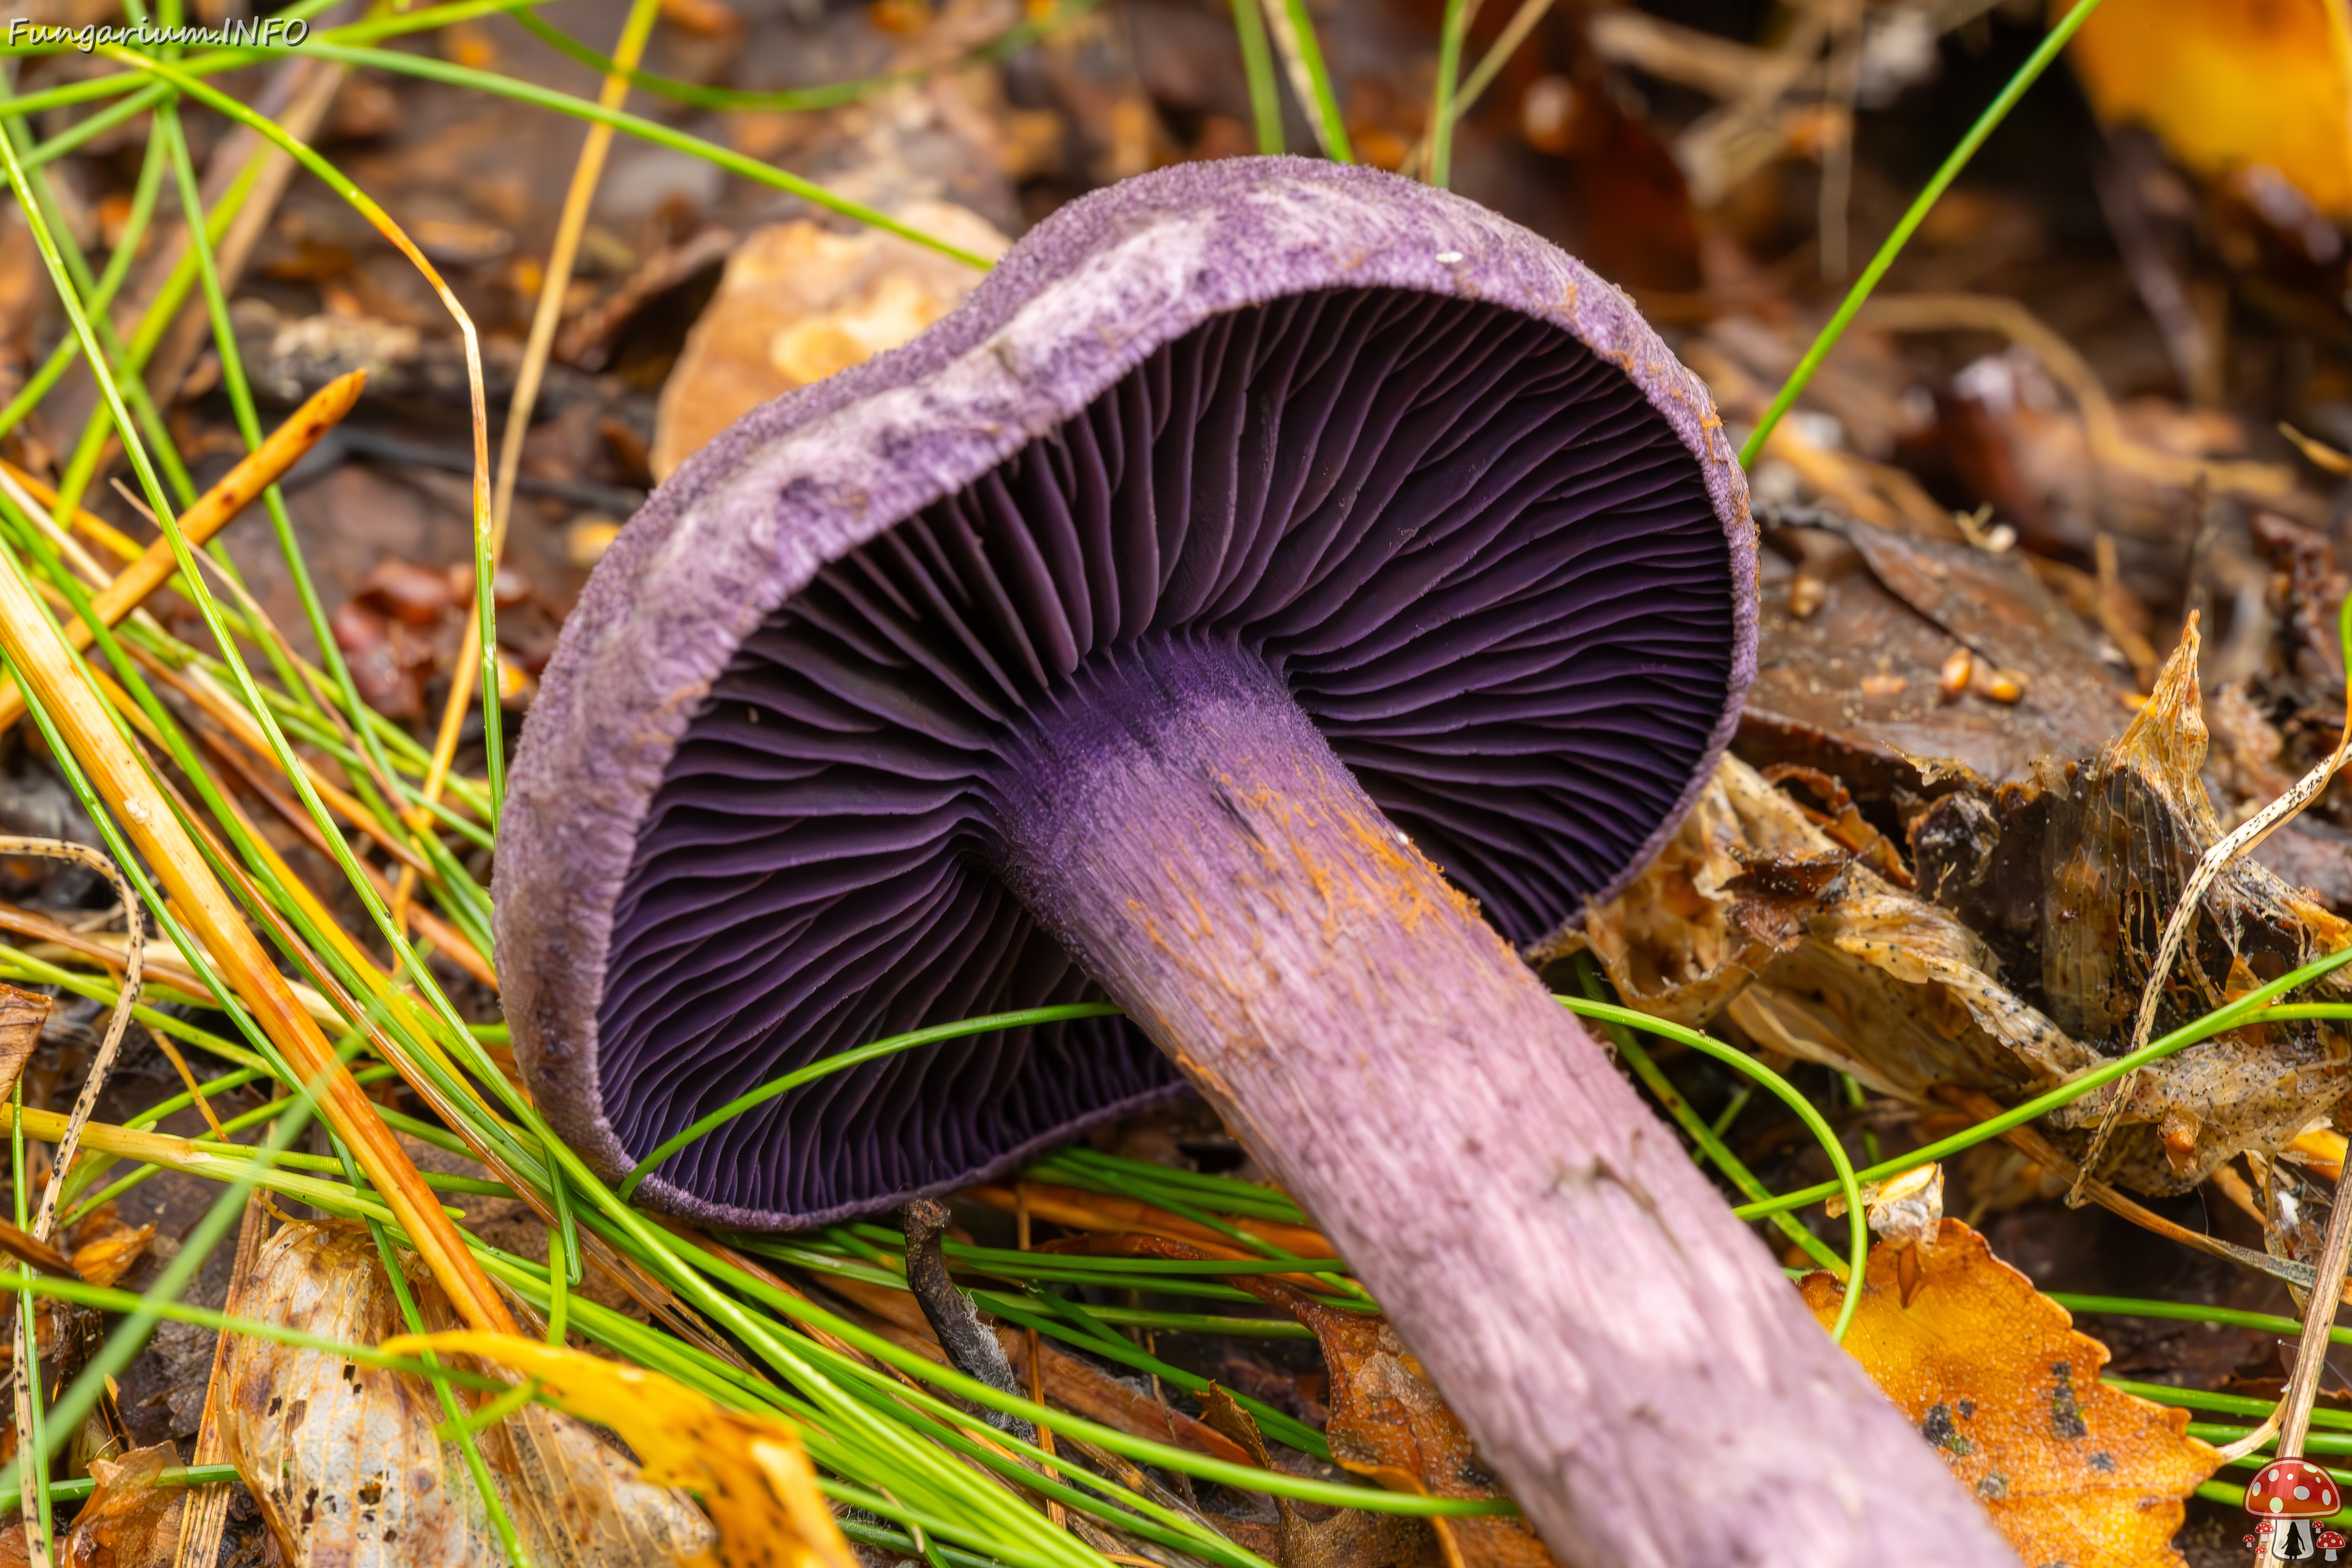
0,0,2344,1562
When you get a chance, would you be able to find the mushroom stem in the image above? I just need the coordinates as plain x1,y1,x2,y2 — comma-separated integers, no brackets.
993,636,2012,1567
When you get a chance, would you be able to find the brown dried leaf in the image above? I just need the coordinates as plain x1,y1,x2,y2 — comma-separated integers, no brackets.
650,206,1009,480
1197,1384,1438,1568
0,986,47,1113
0,1442,184,1568
1551,753,2098,1103
219,1221,715,1567
1802,1219,2220,1568
1109,1236,1555,1568
1912,622,2352,1190
1743,514,2135,792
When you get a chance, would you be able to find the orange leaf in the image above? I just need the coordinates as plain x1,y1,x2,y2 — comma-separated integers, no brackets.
2059,0,2352,219
1803,1219,2220,1568
66,1206,152,1291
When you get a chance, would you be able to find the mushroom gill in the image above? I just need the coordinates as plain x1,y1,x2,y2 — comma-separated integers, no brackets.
601,287,1732,1223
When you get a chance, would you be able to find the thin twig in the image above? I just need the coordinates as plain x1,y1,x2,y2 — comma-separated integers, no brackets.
0,371,364,731
0,837,132,1568
2217,1159,2352,1496
903,1199,1035,1442
397,0,661,931
0,841,142,1243
1860,293,2292,499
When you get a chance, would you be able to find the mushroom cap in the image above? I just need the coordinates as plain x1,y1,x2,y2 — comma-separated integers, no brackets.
2248,1458,2342,1518
495,157,1758,1228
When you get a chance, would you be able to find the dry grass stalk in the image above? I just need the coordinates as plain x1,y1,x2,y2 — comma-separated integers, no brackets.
0,837,135,1568
396,0,663,931
0,371,365,731
168,1194,270,1568
0,840,143,1243
0,545,516,1334
1859,293,2295,499
0,464,143,564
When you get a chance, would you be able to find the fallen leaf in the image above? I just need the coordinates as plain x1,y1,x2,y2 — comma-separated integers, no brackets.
382,1331,853,1568
0,1219,72,1281
1741,511,2135,792
0,1441,184,1568
220,1220,715,1567
649,203,1010,480
1197,1384,1438,1568
2059,0,2352,219
1912,621,2352,1191
1106,1236,1555,1568
1802,1218,2220,1567
0,986,47,1112
64,1203,152,1291
1548,752,2100,1100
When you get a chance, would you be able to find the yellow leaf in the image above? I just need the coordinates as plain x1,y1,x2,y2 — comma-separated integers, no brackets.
383,1330,855,1568
1803,1218,2221,1568
2058,0,2352,218
221,1221,714,1567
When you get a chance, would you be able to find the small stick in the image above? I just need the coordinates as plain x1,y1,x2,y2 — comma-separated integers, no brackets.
0,526,515,1336
900,1198,1035,1442
0,371,366,732
2230,1165,2352,1566
0,841,143,1244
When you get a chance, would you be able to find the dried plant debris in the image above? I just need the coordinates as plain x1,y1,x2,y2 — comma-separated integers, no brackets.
1196,1385,1441,1568
220,1220,714,1567
1109,1236,1556,1568
1801,1220,2220,1568
1581,610,2352,1197
0,1442,186,1568
647,203,1009,480
1912,623,2352,1191
383,1333,855,1568
0,986,49,1114
1742,508,2136,793
1544,750,2098,1102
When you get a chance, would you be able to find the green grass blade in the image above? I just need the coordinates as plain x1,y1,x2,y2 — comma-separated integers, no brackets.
1231,0,1284,153
1739,0,2110,467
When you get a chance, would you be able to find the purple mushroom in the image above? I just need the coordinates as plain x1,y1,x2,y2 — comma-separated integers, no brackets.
497,159,2013,1565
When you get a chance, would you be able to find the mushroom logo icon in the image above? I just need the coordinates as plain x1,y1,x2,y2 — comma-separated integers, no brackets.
2248,1459,2340,1561
2321,1528,2347,1560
